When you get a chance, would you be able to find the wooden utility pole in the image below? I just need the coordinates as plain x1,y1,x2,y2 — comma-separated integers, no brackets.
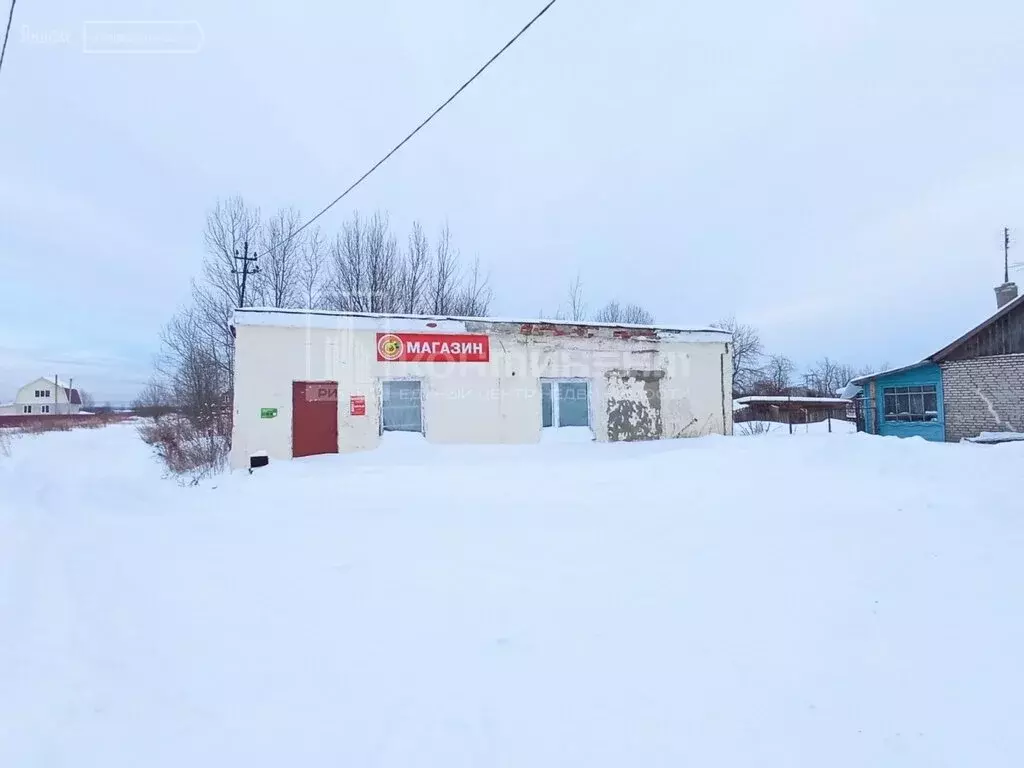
232,240,260,307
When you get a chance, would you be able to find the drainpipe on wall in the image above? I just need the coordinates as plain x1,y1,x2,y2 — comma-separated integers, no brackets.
720,352,728,435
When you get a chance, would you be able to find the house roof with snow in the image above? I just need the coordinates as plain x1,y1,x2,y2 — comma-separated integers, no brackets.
734,395,851,406
844,290,1024,396
232,307,732,343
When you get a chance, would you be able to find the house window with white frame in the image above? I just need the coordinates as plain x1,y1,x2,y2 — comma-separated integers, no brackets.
23,405,31,414
541,379,591,428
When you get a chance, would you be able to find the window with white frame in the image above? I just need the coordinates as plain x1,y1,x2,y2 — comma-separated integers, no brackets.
34,389,51,398
541,379,591,428
883,385,938,422
41,405,50,413
23,405,31,414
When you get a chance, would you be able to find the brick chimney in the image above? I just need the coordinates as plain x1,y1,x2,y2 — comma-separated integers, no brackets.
995,281,1019,309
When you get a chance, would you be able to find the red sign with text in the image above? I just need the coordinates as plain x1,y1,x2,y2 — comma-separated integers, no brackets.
376,332,490,363
350,395,366,416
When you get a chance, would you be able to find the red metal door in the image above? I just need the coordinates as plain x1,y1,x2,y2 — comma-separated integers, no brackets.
292,381,339,458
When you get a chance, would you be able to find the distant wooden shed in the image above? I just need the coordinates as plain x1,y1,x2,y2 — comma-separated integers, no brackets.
733,396,851,433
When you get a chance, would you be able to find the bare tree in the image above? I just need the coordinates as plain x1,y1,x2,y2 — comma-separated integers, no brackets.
834,363,857,393
711,316,763,396
132,379,175,419
452,256,493,316
804,357,846,397
364,212,400,312
565,272,587,321
157,306,229,430
324,212,367,311
297,226,325,309
258,207,303,308
79,390,96,410
427,224,461,315
594,300,654,324
593,300,622,323
202,196,263,309
752,353,795,395
622,303,654,324
398,221,431,313
194,197,263,386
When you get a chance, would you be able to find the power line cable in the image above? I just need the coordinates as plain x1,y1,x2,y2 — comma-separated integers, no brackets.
0,0,16,78
267,0,560,252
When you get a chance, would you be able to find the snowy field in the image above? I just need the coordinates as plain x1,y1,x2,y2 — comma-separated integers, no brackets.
2,423,1023,767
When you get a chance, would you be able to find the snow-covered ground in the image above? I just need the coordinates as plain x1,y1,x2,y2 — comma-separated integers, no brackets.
2,424,1023,767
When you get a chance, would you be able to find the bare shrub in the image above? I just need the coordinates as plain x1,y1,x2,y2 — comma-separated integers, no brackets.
138,414,230,484
738,421,780,436
19,419,73,434
0,429,12,457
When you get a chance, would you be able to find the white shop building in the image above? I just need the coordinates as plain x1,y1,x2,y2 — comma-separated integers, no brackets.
229,308,733,468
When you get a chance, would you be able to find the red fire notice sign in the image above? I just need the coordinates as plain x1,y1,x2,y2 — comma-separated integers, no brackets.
350,394,366,416
376,332,490,363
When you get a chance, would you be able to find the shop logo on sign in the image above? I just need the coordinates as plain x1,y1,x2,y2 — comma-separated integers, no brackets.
377,333,404,361
375,332,490,363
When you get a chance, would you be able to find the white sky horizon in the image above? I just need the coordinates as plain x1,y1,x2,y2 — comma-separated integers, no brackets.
2,0,1022,402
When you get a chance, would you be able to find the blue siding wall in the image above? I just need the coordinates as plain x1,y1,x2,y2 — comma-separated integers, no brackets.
867,363,945,441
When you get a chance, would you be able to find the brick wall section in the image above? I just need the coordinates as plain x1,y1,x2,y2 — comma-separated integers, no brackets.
940,354,1024,441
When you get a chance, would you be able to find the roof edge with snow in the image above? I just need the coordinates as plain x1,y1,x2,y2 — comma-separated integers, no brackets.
232,307,732,342
849,360,934,385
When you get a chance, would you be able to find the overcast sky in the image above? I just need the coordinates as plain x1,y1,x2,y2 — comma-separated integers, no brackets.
2,0,1023,402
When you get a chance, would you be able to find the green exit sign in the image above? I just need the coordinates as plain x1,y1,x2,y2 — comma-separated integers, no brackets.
260,407,278,419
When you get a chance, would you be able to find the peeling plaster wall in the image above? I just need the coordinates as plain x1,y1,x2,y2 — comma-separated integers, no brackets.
230,321,731,467
605,371,663,441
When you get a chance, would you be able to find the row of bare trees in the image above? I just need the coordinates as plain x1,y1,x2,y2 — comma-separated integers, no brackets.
551,273,656,325
139,198,495,470
710,316,881,398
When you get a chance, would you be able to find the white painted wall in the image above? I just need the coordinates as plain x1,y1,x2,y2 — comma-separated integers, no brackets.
12,378,80,414
230,317,732,468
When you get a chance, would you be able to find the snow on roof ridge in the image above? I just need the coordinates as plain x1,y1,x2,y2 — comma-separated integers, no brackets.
233,307,731,336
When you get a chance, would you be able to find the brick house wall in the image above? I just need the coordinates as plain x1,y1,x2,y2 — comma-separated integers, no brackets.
940,353,1024,441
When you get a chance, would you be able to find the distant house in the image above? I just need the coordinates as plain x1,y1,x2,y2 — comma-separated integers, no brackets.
0,377,83,416
846,280,1024,441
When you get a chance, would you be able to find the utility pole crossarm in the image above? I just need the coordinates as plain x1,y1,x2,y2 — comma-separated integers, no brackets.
231,240,260,307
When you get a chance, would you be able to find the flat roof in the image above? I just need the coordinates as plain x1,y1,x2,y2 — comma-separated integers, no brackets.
233,307,732,341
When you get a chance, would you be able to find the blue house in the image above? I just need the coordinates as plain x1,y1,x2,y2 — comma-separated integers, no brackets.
846,280,1024,442
847,361,945,441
